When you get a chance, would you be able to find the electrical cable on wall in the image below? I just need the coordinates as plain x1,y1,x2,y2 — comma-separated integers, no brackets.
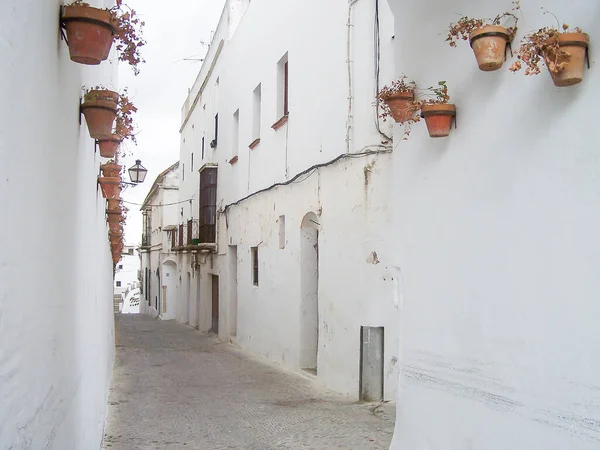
221,146,391,213
122,199,193,208
374,0,392,142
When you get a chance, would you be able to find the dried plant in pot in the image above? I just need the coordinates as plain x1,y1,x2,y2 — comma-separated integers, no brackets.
81,88,119,139
107,197,122,213
61,0,145,74
98,176,121,199
101,160,123,178
377,75,417,123
510,20,589,87
61,2,116,65
413,82,456,138
97,134,123,158
109,221,123,233
446,3,520,71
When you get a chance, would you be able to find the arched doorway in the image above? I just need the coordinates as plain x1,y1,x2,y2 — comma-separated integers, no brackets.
161,260,177,319
300,212,319,374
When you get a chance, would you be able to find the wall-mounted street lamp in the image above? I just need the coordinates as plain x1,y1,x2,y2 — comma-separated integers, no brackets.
125,159,148,185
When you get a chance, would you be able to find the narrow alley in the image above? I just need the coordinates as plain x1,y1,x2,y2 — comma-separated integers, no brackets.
103,315,394,450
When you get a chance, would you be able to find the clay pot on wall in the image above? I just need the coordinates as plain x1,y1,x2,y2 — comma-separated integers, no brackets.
98,176,121,199
101,162,122,178
107,212,125,224
81,90,119,139
420,104,456,138
98,134,122,158
469,25,510,71
546,32,590,87
61,5,116,65
384,91,415,123
107,198,121,213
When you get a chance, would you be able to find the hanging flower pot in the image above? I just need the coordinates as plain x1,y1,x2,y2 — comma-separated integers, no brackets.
98,176,121,199
61,4,116,65
546,32,590,87
384,91,415,123
107,212,125,224
469,26,510,71
81,90,119,139
109,221,122,233
377,75,417,124
107,198,121,213
420,104,456,138
101,162,122,178
97,134,122,158
511,27,589,87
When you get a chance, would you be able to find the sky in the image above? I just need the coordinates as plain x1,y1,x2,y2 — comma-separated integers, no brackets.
118,0,227,244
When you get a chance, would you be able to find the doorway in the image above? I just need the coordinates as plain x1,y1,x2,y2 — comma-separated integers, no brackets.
300,212,319,374
211,275,219,333
228,246,238,337
186,272,191,324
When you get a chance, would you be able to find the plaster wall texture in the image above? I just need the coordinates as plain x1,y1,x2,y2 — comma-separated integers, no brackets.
175,0,399,399
0,0,118,448
386,0,600,448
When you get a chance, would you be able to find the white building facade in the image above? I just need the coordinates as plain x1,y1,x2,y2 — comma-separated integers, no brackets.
114,244,140,297
171,0,399,401
387,0,600,448
139,162,181,320
0,0,119,448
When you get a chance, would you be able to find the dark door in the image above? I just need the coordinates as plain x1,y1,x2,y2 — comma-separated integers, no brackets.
211,275,219,333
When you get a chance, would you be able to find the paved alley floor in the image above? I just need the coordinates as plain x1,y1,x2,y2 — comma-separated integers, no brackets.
103,314,394,450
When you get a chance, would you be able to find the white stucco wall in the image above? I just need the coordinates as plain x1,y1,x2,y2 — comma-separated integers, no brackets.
387,0,600,448
139,165,180,319
176,0,399,399
0,0,117,448
114,246,139,297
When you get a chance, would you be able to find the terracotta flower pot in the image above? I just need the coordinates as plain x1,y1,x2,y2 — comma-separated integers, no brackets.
81,90,119,139
107,198,121,213
546,32,590,87
384,91,415,123
61,5,116,65
109,221,122,233
420,104,456,138
107,212,125,224
98,176,121,199
469,25,510,71
97,134,122,158
101,162,122,178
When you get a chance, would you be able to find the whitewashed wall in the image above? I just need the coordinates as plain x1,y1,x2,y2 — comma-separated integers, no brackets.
178,0,399,399
0,0,117,448
114,246,139,297
140,166,180,318
387,0,600,448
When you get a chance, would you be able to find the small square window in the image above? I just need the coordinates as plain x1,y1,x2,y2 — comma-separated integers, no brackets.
116,281,122,287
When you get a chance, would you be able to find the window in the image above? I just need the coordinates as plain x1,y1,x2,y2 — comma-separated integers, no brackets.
210,114,219,148
128,248,134,255
118,264,123,269
230,109,239,163
116,281,122,287
251,246,259,286
251,84,262,147
279,215,286,249
199,166,218,243
273,53,289,130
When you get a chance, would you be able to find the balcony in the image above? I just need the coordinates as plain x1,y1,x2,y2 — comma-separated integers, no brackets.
170,219,216,253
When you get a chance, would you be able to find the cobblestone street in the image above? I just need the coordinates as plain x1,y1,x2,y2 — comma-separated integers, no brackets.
103,315,394,450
